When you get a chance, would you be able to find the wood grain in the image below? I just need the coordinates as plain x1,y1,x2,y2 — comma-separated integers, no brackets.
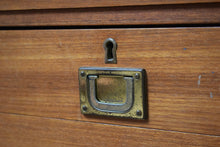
0,3,219,27
0,113,219,147
0,0,219,11
0,28,219,136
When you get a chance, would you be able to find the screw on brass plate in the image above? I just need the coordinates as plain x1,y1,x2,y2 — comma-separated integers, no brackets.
136,110,142,116
82,105,87,111
80,71,85,77
135,73,140,79
103,38,117,64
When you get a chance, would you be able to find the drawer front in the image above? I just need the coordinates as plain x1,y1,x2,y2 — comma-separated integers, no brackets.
0,28,219,146
0,0,218,11
0,3,219,27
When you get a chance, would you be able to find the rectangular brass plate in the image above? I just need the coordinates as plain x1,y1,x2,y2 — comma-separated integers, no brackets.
78,67,146,119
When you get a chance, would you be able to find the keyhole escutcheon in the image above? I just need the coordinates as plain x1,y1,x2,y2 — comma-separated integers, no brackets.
103,38,117,64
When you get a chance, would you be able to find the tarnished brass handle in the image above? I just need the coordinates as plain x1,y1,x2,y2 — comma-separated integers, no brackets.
78,67,147,119
88,75,134,113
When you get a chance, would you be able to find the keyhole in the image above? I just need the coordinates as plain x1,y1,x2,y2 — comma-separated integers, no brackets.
106,41,113,59
103,38,117,64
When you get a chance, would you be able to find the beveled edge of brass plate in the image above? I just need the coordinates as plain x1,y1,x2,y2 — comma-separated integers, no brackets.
78,67,147,119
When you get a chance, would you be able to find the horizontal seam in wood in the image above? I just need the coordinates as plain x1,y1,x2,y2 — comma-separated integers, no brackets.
0,24,220,30
0,111,219,137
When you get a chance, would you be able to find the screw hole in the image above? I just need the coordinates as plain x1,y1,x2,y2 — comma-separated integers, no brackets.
136,110,142,116
82,105,87,111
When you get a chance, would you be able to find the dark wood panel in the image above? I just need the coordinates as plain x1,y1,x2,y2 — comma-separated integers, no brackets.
0,113,219,147
0,3,219,27
0,28,219,136
0,0,219,11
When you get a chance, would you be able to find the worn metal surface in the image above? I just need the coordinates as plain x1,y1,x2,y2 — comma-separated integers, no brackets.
78,67,147,119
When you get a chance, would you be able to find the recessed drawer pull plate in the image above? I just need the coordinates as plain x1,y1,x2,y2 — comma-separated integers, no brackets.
78,67,147,119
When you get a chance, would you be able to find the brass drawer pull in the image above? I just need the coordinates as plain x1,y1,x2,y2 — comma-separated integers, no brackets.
88,75,134,113
78,67,147,119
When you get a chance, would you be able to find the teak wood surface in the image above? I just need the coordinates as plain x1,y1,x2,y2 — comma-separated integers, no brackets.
0,3,219,27
0,28,219,145
0,0,219,11
0,113,219,147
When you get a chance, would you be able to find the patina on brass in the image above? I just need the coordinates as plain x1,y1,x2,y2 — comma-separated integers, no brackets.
78,67,146,119
96,75,126,104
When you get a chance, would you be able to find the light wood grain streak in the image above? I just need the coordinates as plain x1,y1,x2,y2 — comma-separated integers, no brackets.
0,113,219,147
0,0,219,11
0,3,219,27
0,28,219,136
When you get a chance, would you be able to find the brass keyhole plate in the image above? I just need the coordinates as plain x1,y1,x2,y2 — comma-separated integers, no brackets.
78,67,147,119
